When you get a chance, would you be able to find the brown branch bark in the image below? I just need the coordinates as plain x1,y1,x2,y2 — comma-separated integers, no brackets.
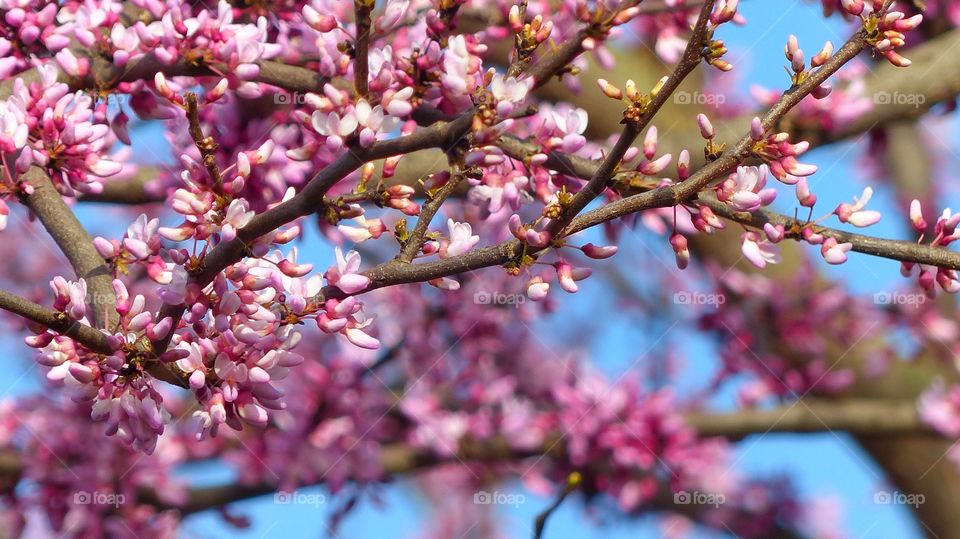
17,168,117,329
685,399,932,439
0,290,112,353
78,170,165,205
398,168,467,262
353,0,373,99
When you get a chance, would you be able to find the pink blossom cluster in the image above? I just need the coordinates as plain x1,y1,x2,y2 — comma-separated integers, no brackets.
900,200,960,296
74,0,279,83
0,397,186,537
699,267,873,405
0,0,69,79
0,65,122,195
814,1,930,65
0,0,944,535
28,277,172,453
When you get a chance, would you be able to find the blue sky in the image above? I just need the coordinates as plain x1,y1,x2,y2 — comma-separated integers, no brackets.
10,2,947,537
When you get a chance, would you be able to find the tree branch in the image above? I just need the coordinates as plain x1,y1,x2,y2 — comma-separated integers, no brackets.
0,289,112,353
353,0,373,99
398,168,467,262
700,195,960,270
548,0,716,236
17,167,117,329
685,399,933,439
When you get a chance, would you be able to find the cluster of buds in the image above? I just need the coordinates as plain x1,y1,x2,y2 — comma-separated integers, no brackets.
94,214,164,276
699,0,741,72
575,3,643,50
748,117,817,183
690,204,724,234
596,77,668,124
845,1,923,67
624,126,673,176
508,4,554,66
520,251,605,301
471,71,533,144
901,201,960,297
383,185,420,216
508,213,553,249
702,28,733,72
790,226,854,265
31,278,177,453
784,35,834,95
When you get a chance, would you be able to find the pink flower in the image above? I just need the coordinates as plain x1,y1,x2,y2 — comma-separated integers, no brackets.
796,178,817,207
311,109,358,151
820,237,852,264
670,232,690,270
489,74,533,117
910,199,927,231
835,187,881,227
696,113,715,139
50,276,87,321
741,231,781,269
220,199,255,242
841,0,864,16
443,219,479,258
440,35,476,98
555,262,591,293
919,382,960,437
326,248,370,294
582,243,618,259
121,214,161,261
717,165,776,212
338,214,387,243
527,277,550,301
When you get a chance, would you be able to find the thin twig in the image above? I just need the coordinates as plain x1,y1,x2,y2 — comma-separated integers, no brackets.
533,473,581,539
398,168,469,263
353,0,374,99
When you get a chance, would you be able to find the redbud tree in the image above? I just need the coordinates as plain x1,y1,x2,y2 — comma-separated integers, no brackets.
0,0,958,536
